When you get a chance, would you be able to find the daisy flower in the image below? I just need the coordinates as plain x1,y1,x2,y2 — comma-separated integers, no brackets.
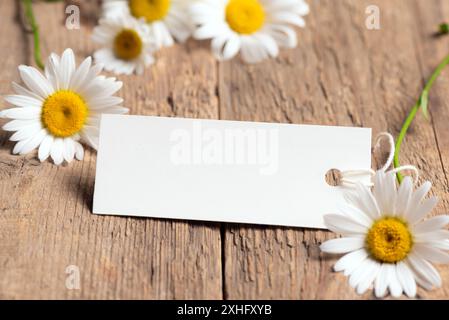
0,48,128,165
102,0,193,48
320,170,449,298
190,0,310,63
92,16,155,75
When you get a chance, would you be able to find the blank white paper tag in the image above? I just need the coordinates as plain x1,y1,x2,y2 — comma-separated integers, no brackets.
93,115,372,229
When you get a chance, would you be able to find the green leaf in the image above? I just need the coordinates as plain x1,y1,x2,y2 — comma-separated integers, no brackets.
420,90,429,120
439,23,449,34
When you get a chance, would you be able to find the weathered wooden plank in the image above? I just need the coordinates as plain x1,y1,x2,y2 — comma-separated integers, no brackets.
0,0,222,299
406,0,449,299
220,0,449,299
2,0,449,300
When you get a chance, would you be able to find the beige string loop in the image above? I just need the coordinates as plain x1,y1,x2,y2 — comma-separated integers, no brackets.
339,132,419,188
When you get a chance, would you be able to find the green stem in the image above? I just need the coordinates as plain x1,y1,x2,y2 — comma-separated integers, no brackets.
22,0,44,70
393,53,449,183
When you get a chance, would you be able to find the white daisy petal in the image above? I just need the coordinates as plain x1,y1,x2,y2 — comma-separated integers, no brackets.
407,196,439,225
165,6,193,42
414,229,449,242
323,214,368,235
271,12,306,27
38,135,54,162
320,237,364,254
395,176,413,217
241,37,267,63
211,34,231,60
338,203,373,227
152,21,175,48
9,122,41,141
90,106,129,115
380,171,397,215
63,138,75,163
91,20,117,44
407,253,442,288
408,260,433,291
50,138,65,165
374,264,389,298
45,53,60,90
195,23,228,39
88,96,124,109
223,35,241,60
81,126,100,150
18,129,46,155
348,258,377,290
11,82,44,101
356,260,381,295
4,94,42,108
386,264,402,298
135,62,145,75
86,116,101,127
344,184,380,220
347,258,369,289
0,107,41,120
81,77,123,102
2,119,36,131
12,137,32,154
255,33,279,58
408,181,432,213
414,215,449,234
333,248,368,275
59,48,76,89
425,240,449,251
80,63,104,89
396,262,417,298
18,65,53,98
266,24,297,48
295,0,310,15
70,56,92,91
94,49,117,69
74,141,84,161
413,244,449,264
372,171,386,208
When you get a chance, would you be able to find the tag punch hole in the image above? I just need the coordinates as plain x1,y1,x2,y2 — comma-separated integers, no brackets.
325,169,342,187
326,168,375,188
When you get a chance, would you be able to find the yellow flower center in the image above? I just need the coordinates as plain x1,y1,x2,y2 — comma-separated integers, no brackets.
129,0,171,22
113,29,143,61
226,0,265,34
41,90,88,138
366,217,413,263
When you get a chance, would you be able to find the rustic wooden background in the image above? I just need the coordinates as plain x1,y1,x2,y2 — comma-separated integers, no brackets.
1,0,449,299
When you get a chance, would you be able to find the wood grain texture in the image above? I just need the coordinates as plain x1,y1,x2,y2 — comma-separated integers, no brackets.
0,0,221,299
220,0,449,299
1,0,449,299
